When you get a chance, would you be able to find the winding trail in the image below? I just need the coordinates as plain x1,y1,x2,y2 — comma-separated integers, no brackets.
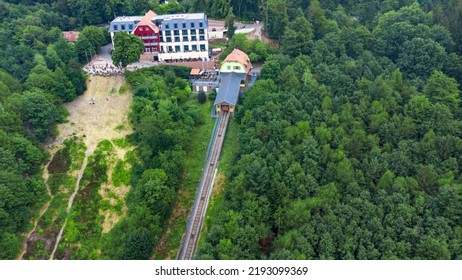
49,148,93,260
18,203,50,259
17,157,54,259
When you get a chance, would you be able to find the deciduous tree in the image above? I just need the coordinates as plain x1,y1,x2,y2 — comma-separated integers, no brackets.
111,32,144,68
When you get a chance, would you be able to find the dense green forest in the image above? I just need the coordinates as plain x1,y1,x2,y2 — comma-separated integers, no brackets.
2,0,462,260
197,2,462,259
183,0,462,54
0,1,104,258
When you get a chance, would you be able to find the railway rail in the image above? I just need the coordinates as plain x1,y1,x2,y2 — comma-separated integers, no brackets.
178,111,230,260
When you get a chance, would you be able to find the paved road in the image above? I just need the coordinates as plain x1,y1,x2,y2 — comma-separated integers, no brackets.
99,44,113,62
208,19,258,33
235,27,255,34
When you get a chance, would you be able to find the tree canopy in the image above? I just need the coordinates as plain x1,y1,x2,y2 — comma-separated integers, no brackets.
197,2,462,260
0,0,88,259
111,32,144,68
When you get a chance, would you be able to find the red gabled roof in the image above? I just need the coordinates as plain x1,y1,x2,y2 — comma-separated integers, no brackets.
224,49,252,73
144,10,157,19
134,10,159,32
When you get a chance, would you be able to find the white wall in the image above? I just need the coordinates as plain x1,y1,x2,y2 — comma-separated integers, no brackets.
208,31,224,39
159,51,208,60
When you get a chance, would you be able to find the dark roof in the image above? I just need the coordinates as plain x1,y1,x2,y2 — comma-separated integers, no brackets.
214,72,246,106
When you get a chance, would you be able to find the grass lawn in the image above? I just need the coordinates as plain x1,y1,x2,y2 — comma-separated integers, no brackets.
217,121,240,174
209,41,227,49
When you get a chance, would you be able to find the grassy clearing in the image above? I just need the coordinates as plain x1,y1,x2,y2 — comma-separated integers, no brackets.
112,160,131,187
209,41,227,49
113,136,131,148
197,121,240,250
118,83,129,94
152,99,215,259
217,121,240,174
23,75,134,259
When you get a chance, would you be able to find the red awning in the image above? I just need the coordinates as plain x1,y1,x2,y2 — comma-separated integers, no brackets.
190,68,201,75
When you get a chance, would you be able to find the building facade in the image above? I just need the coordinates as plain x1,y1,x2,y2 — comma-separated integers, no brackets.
132,10,160,54
214,49,252,116
220,49,252,75
109,10,209,62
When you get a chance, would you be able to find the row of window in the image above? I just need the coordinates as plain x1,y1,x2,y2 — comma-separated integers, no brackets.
165,22,204,29
162,44,207,52
226,65,241,70
143,40,158,44
165,29,205,36
138,26,151,31
162,35,205,42
113,22,205,35
113,24,134,31
145,47,158,53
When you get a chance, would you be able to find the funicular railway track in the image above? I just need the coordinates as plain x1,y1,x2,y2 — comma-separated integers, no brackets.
178,111,230,260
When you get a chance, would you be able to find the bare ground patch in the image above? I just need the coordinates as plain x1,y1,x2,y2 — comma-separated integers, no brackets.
55,75,133,151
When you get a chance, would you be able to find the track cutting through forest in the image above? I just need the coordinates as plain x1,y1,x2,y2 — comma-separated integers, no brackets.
178,111,230,260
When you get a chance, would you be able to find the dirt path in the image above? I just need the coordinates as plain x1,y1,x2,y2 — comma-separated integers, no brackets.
18,202,50,259
17,154,55,259
21,75,133,259
49,150,90,259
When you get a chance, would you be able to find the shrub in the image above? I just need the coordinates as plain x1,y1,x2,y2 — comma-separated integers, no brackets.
208,89,217,101
122,228,154,260
198,91,207,104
